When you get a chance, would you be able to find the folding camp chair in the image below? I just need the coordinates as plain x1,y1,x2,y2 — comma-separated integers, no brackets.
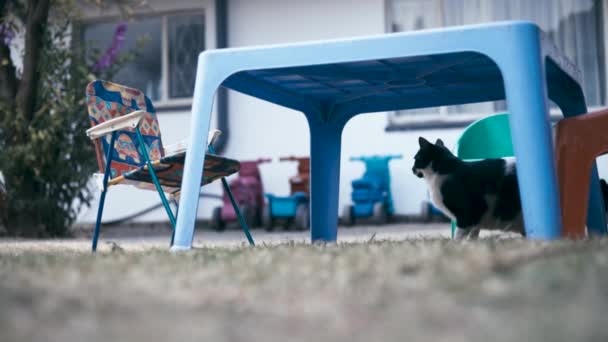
86,80,254,251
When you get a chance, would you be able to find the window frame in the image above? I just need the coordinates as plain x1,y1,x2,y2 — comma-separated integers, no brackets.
76,1,217,110
384,0,608,131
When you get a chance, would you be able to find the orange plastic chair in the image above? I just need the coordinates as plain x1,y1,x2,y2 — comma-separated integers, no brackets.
555,108,608,238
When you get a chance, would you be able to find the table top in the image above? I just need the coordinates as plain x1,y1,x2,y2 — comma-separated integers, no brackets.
207,21,581,120
225,51,505,117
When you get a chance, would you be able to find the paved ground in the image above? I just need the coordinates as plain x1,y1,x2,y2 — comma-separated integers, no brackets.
74,221,519,248
112,223,454,246
2,223,455,251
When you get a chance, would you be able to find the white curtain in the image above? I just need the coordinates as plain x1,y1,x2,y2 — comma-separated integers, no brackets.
390,0,605,118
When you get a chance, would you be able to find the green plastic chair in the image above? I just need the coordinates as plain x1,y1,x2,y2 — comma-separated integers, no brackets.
451,113,514,238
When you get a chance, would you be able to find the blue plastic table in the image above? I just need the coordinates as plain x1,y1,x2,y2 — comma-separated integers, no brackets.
172,21,607,250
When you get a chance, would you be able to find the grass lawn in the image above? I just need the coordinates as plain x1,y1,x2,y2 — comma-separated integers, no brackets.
1,236,607,341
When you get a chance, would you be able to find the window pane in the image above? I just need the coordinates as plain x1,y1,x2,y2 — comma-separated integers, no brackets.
390,0,605,118
391,0,441,31
83,18,163,101
168,13,205,98
442,0,605,108
390,0,441,116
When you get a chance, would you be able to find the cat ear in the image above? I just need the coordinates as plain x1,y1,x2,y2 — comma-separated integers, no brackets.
418,137,431,148
435,139,444,147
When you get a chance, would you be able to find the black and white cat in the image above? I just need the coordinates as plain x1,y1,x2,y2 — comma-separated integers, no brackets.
412,137,524,239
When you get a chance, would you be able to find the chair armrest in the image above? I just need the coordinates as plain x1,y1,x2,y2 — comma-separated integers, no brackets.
164,129,223,157
86,110,146,140
164,139,189,156
208,129,221,147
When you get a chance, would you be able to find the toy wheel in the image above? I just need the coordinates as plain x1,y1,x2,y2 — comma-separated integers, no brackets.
211,207,225,231
295,203,309,231
262,205,274,231
372,202,388,225
342,205,354,227
283,219,292,231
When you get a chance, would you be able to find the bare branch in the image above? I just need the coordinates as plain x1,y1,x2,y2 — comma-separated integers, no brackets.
0,44,17,107
15,0,50,122
0,0,18,109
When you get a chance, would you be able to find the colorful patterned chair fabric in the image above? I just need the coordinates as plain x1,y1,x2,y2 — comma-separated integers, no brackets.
86,80,240,194
86,80,244,251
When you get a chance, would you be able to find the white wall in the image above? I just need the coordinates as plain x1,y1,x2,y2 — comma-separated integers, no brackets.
79,0,221,223
81,0,608,224
78,0,483,224
220,0,608,219
78,110,223,223
223,0,437,217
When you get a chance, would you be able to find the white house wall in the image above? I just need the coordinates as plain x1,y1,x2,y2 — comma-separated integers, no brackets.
78,0,608,224
78,0,221,223
223,0,456,219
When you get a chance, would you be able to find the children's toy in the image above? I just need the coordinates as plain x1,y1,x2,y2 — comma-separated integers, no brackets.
264,156,310,230
211,158,271,231
342,155,402,226
85,80,254,251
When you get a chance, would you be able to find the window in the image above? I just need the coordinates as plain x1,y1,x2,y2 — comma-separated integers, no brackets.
82,12,206,104
388,0,607,129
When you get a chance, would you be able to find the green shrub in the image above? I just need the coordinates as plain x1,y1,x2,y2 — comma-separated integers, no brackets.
0,0,138,236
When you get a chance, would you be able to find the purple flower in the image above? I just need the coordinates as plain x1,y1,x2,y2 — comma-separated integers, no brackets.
0,23,15,45
93,22,128,72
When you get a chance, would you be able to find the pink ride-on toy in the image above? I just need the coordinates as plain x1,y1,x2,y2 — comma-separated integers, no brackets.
211,158,271,231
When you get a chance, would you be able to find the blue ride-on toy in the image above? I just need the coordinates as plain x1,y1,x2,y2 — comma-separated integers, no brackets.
263,156,310,231
342,155,402,226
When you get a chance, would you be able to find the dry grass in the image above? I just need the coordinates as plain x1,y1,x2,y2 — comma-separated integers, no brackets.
1,237,607,342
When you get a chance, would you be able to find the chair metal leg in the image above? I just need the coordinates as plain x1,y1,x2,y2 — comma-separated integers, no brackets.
134,128,177,245
170,195,180,245
92,189,108,252
92,131,117,252
222,177,255,246
208,145,255,246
